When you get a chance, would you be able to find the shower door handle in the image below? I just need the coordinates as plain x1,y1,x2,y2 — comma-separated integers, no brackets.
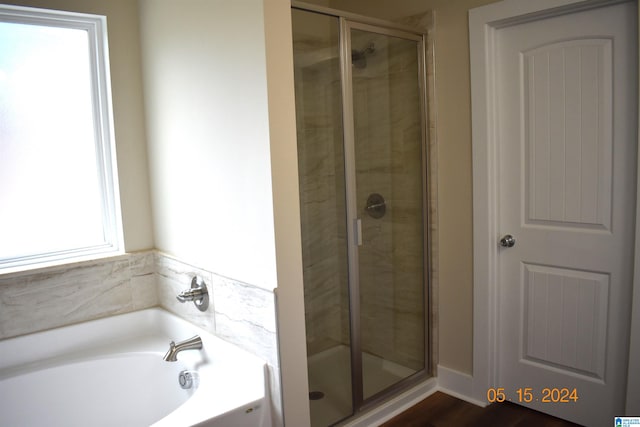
355,218,363,246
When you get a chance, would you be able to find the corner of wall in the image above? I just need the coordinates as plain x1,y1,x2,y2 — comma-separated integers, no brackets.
263,0,311,426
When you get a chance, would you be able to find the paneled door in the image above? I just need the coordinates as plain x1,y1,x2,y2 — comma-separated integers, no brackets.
496,2,637,426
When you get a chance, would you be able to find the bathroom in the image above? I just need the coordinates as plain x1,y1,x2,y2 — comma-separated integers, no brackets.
2,0,638,426
0,0,505,425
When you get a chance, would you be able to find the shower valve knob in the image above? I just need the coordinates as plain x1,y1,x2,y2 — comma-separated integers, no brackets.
176,276,209,311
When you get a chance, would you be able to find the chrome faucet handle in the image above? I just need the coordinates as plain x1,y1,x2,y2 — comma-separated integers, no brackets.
176,287,206,302
176,276,209,311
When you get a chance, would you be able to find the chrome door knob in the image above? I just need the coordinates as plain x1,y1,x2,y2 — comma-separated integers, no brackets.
500,234,516,248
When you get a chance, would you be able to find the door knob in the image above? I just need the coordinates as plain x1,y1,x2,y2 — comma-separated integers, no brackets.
500,234,516,248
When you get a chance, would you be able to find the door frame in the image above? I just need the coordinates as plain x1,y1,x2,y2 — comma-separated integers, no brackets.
469,0,640,413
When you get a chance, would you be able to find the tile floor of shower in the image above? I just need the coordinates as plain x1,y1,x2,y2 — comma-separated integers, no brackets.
307,345,417,427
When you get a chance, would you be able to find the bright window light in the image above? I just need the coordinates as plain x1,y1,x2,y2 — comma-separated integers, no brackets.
0,6,122,270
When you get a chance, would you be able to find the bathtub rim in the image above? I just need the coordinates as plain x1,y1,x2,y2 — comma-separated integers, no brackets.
0,307,270,427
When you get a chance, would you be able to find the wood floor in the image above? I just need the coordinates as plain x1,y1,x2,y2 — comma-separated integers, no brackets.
380,392,583,427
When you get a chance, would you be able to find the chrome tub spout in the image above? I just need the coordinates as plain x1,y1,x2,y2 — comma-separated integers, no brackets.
163,335,203,362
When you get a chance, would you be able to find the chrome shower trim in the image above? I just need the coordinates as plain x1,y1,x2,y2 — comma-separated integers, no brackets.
176,276,209,311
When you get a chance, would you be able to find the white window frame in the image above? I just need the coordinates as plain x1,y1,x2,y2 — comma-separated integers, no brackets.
0,5,123,271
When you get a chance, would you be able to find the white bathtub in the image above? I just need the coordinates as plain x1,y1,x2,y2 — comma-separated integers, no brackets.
0,308,271,427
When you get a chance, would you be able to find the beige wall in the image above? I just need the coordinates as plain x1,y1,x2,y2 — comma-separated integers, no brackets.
4,0,154,252
422,0,500,375
138,0,279,290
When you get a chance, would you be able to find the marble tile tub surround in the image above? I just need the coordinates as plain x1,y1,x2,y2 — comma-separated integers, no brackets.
0,251,158,340
155,252,278,368
144,251,282,426
0,250,278,366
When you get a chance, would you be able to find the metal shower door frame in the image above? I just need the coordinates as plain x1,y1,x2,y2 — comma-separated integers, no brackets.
340,18,430,415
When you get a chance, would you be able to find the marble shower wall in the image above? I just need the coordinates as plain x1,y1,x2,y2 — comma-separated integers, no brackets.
293,9,352,359
352,30,425,371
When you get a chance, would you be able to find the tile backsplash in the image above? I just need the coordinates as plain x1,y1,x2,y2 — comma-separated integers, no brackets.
0,252,157,339
0,250,282,425
152,252,282,426
154,252,278,368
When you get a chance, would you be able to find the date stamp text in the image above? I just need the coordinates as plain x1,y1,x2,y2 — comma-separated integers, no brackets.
486,387,579,404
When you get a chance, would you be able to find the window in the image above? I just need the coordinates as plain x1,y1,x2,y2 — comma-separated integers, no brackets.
0,5,122,270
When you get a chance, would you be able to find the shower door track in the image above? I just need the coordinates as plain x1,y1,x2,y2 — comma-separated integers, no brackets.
293,2,433,422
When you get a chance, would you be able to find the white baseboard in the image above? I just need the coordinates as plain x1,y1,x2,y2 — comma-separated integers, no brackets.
436,364,487,407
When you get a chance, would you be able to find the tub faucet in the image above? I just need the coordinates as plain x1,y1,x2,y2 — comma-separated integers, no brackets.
163,335,203,362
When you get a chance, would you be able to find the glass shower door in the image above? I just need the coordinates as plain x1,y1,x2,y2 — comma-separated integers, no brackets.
346,25,426,402
293,7,429,425
292,9,353,427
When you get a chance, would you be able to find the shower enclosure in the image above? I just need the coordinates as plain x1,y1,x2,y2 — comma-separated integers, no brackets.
292,4,430,426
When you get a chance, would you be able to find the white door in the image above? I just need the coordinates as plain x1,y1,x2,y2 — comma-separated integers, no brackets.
497,2,637,426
